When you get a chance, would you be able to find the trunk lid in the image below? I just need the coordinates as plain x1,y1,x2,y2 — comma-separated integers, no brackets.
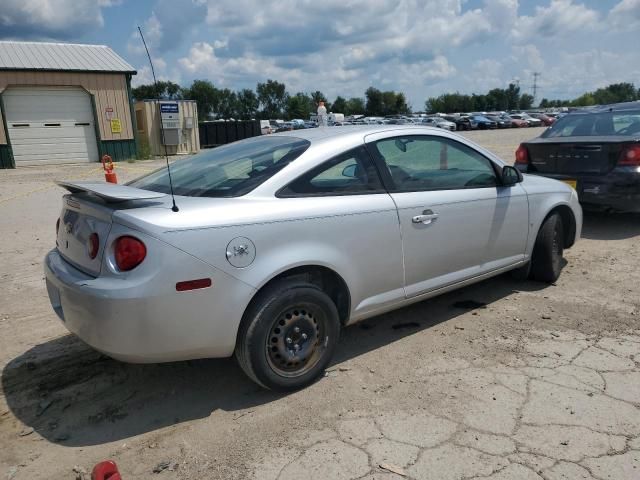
525,137,633,175
56,195,114,277
55,182,167,276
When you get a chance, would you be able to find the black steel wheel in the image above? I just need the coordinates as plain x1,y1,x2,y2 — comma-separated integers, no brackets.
235,280,340,391
266,307,324,377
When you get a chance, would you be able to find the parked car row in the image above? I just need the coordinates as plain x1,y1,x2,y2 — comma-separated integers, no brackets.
261,111,564,135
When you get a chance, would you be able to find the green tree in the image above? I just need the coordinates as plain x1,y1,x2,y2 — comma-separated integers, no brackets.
505,83,520,111
571,93,596,107
236,89,259,120
485,88,508,111
518,93,534,110
395,92,410,114
287,92,313,119
592,83,638,104
182,80,219,120
132,81,182,100
216,88,238,119
345,97,365,116
365,87,384,116
310,90,331,111
331,96,347,114
257,79,289,119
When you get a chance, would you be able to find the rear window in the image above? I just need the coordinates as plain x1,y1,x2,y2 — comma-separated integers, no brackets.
128,136,310,197
542,110,640,138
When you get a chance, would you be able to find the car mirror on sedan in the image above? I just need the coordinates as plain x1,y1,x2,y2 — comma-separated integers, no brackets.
501,165,523,186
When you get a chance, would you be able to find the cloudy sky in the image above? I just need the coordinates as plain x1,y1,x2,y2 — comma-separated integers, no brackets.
1,0,639,109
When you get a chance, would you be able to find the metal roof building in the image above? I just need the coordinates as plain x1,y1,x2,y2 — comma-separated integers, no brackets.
0,41,138,168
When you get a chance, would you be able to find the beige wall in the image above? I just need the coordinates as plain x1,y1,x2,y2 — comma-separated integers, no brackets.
0,70,133,145
135,100,199,156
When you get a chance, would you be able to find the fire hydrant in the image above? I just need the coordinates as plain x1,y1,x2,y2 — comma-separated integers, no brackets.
101,155,117,184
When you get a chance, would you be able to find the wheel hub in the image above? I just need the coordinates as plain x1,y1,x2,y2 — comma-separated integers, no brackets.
267,308,321,375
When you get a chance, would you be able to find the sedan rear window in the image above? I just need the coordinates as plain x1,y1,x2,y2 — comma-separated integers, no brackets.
542,110,640,138
129,136,310,197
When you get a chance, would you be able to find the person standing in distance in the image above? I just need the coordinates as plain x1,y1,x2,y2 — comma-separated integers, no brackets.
317,100,328,127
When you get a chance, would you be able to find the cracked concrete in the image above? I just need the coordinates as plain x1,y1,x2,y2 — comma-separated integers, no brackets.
252,330,640,480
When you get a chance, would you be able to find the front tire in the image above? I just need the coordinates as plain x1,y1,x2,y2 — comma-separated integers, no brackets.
530,213,564,283
235,281,340,391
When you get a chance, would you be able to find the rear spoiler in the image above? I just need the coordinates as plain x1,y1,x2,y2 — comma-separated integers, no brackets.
56,181,167,202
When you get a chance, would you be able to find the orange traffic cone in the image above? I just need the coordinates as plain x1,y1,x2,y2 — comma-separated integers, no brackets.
101,155,117,184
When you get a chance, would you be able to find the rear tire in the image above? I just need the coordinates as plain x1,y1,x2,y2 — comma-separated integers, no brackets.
530,213,564,283
235,280,340,391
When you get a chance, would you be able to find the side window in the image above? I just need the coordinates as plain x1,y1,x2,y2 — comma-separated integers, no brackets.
279,146,383,196
371,136,497,192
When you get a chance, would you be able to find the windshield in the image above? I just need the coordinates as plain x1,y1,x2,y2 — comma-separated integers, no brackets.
128,136,310,197
541,110,640,138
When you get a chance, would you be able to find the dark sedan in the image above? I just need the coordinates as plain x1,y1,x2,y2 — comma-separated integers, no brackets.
470,115,497,129
515,102,640,212
486,114,512,129
443,115,476,130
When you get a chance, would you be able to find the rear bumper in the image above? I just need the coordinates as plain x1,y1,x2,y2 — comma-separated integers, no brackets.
44,248,255,363
519,171,640,212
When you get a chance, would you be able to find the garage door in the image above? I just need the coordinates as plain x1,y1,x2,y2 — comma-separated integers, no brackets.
4,86,99,165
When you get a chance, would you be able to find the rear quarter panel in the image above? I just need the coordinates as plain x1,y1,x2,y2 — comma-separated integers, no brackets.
156,194,405,322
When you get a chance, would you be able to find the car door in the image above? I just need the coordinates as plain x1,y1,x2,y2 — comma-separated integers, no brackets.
277,145,405,319
365,132,529,298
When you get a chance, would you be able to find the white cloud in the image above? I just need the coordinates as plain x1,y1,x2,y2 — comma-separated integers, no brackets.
608,0,640,30
511,45,545,72
0,0,105,39
132,56,182,87
531,49,640,100
512,0,600,41
127,12,162,55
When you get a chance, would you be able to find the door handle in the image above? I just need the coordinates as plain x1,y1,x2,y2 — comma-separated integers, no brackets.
412,209,439,225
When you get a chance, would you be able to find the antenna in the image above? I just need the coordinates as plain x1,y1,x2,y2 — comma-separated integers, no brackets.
138,26,179,212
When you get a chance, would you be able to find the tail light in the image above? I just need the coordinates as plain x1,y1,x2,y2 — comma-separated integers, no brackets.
618,145,640,167
515,144,529,165
114,236,146,271
87,233,99,259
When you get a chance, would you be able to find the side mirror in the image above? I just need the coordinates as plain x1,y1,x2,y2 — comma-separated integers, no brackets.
342,164,357,178
501,165,523,186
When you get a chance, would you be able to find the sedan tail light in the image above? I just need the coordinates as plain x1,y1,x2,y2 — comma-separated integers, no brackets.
618,145,640,167
114,236,147,271
515,144,529,165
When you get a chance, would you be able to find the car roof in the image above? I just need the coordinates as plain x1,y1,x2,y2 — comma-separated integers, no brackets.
573,101,640,114
268,125,441,144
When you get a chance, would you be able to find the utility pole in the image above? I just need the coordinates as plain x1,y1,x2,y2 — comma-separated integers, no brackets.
532,72,541,103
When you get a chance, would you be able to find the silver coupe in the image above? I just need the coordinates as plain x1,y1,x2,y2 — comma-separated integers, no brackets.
45,126,582,390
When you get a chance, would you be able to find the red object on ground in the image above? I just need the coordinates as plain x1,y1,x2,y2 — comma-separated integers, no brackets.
92,460,122,480
101,155,118,184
